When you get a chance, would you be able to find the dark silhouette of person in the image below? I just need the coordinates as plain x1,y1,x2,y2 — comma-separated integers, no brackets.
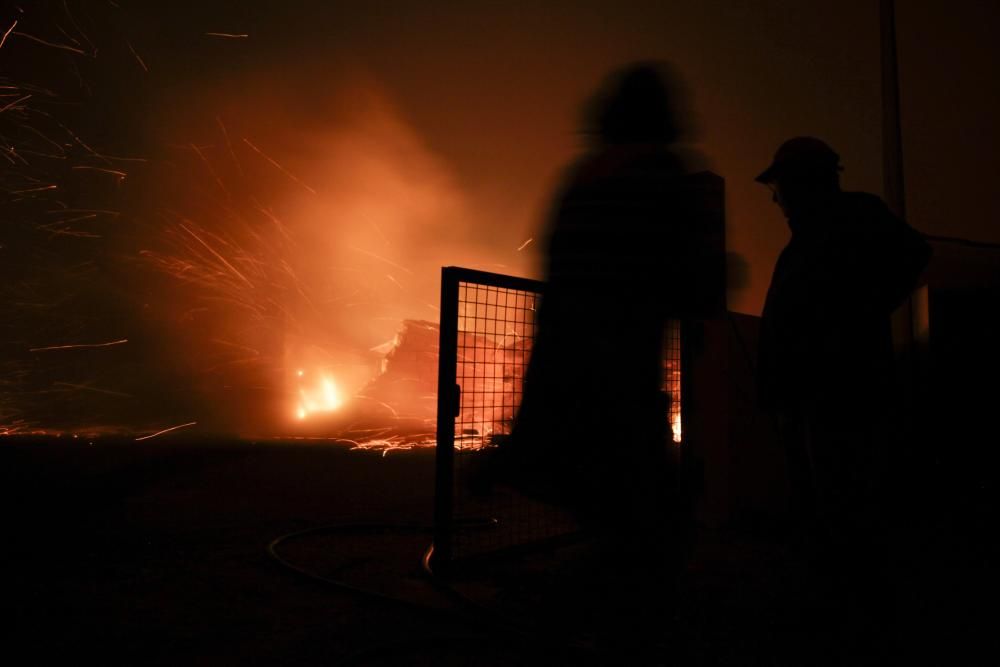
492,62,722,658
755,137,931,633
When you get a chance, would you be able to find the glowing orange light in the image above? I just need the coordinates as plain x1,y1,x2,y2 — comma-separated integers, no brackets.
295,371,344,420
670,411,682,444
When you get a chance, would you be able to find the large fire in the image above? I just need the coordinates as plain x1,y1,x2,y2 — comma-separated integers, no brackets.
0,3,538,440
1,5,687,451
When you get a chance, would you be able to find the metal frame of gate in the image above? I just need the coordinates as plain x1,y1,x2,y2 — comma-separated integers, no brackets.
431,266,689,571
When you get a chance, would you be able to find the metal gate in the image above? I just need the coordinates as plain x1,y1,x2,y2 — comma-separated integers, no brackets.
432,266,684,569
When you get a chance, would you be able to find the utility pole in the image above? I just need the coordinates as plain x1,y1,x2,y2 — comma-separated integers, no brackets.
880,0,906,220
881,0,929,409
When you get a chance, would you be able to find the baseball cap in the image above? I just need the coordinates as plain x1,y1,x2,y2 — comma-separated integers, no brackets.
755,136,841,184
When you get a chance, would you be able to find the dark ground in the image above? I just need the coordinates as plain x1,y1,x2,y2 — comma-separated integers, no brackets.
0,437,987,665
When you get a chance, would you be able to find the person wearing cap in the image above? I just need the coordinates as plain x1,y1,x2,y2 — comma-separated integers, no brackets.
756,136,930,628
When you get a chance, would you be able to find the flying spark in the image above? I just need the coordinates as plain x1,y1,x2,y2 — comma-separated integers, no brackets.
11,30,89,55
10,184,58,195
0,93,31,114
71,165,127,179
348,245,414,274
242,137,317,194
53,382,133,398
179,222,254,287
29,339,129,352
216,116,243,176
0,20,17,50
135,422,198,441
125,40,149,73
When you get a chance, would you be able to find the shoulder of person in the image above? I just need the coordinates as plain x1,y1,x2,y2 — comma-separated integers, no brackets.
837,191,931,263
835,191,909,241
839,191,893,218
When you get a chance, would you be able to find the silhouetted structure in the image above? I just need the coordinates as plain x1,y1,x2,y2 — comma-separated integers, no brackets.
755,136,931,627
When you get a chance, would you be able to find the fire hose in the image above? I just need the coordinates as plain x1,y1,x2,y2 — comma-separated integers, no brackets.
266,520,600,665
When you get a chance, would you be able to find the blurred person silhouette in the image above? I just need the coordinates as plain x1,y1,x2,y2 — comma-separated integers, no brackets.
755,137,930,631
489,62,723,659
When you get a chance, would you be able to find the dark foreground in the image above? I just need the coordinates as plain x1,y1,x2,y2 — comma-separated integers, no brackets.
1,437,986,665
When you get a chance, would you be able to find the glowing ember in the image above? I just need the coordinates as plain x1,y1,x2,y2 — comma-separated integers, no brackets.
295,370,344,420
671,411,682,444
665,322,683,444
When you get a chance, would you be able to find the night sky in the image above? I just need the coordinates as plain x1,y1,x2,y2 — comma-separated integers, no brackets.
3,0,998,433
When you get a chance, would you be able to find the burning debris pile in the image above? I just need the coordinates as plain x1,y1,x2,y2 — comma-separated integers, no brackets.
361,313,537,449
309,315,535,454
360,319,439,421
276,319,441,451
285,319,443,453
452,325,534,449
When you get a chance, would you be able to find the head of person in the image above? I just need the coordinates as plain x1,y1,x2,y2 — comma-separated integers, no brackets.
756,137,842,220
582,62,690,148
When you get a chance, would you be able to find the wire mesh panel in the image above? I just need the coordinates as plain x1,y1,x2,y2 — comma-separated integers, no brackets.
433,267,577,566
433,266,685,569
664,319,682,444
453,280,535,450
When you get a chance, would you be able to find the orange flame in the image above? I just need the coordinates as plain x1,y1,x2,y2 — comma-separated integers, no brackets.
670,410,682,444
295,370,344,420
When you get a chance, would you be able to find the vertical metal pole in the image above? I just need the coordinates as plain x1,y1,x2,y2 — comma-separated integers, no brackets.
881,0,906,222
881,0,925,407
679,319,695,521
432,267,460,570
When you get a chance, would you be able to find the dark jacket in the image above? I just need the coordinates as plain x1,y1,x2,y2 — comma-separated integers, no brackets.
500,145,719,513
758,191,931,416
